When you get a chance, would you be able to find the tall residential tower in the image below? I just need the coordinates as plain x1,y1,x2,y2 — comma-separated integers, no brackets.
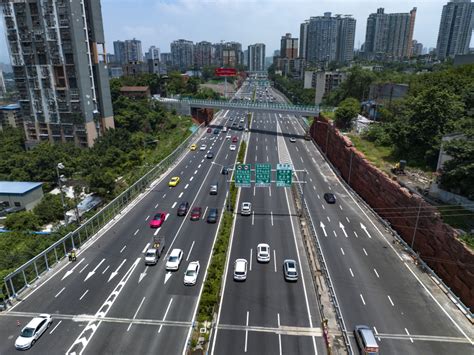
1,0,114,147
247,43,266,72
436,0,474,60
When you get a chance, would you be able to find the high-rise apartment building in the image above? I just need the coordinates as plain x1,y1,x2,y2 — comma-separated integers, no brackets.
113,41,126,65
248,43,266,71
280,33,298,59
194,41,213,68
114,39,143,64
170,39,194,71
436,0,474,60
302,13,356,65
1,0,114,147
212,42,243,67
364,7,417,60
412,40,424,56
0,69,6,97
145,46,160,61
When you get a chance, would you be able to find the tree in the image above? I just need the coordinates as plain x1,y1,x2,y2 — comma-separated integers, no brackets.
33,194,66,225
439,138,474,199
4,211,41,231
335,98,360,130
324,66,376,105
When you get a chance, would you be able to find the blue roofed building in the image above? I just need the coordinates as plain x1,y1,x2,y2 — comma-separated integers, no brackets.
0,181,44,212
0,103,23,131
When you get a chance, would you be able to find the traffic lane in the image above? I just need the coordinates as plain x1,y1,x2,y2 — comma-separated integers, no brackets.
0,317,82,355
82,321,188,355
281,334,322,355
214,329,280,355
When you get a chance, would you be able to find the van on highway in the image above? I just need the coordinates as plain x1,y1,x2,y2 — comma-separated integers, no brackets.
354,325,379,354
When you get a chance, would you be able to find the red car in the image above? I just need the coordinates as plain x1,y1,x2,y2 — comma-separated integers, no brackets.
149,212,166,228
232,136,238,143
207,128,212,133
190,207,202,221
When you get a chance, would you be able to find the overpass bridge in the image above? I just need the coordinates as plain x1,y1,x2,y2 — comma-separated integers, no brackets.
155,97,320,116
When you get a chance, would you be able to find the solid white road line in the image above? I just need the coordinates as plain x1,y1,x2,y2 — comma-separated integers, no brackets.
79,290,89,301
269,186,272,197
154,228,160,236
158,298,174,333
249,249,253,271
178,192,184,198
349,268,354,277
134,229,139,236
194,170,198,174
270,211,274,226
405,328,414,343
374,268,380,278
172,202,177,209
186,241,195,261
354,231,359,238
346,217,350,223
101,265,110,274
145,215,150,221
190,176,194,181
49,320,62,334
253,186,256,196
203,206,208,220
198,164,202,168
273,250,277,273
55,287,65,298
277,313,282,355
340,248,345,256
244,311,249,352
185,184,189,189
84,258,106,282
142,243,150,254
360,294,366,305
363,248,368,256
79,263,89,274
252,211,255,225
154,203,159,208
128,296,146,331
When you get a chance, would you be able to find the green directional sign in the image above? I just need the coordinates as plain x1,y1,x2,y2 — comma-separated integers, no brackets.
276,163,293,187
235,164,251,188
255,163,271,187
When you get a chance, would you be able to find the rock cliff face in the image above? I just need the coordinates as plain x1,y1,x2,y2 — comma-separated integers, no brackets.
310,116,474,309
191,108,214,125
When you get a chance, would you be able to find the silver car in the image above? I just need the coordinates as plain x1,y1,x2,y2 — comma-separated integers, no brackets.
15,314,53,350
283,259,298,282
257,243,270,263
241,202,252,216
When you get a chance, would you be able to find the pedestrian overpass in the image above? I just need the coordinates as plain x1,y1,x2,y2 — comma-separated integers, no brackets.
155,97,320,116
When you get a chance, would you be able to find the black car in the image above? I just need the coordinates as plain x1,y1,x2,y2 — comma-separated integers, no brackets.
213,128,219,134
177,201,189,216
206,152,214,159
207,208,218,223
323,193,336,204
221,166,229,175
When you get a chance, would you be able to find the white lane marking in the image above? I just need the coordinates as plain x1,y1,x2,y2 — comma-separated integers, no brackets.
109,259,127,283
349,268,354,277
61,258,85,280
101,265,110,274
360,223,372,239
225,154,228,159
155,203,159,209
203,206,208,220
55,287,65,298
328,185,332,190
79,263,89,274
49,320,62,334
79,290,89,301
270,211,274,226
172,202,177,209
321,204,325,210
178,192,184,199
180,171,184,175
388,295,395,307
190,176,194,181
120,245,126,253
374,269,380,278
163,194,167,199
360,294,366,305
269,186,272,197
339,205,343,210
309,177,313,182
255,154,257,161
142,243,150,254
256,146,258,151
201,159,204,163
317,194,321,199
154,228,160,236
134,229,139,236
333,230,337,237
296,146,299,152
145,215,150,221
250,249,253,271
273,250,277,273
158,298,174,333
185,184,189,189
277,313,282,355
405,328,414,343
346,217,350,223
327,216,330,222
185,165,188,169
186,241,195,261
300,156,304,163
363,248,368,256
253,186,256,196
198,164,202,168
127,296,146,331
252,211,255,225
266,155,269,162
194,170,198,175
313,185,316,190
84,258,106,281
340,247,345,256
354,231,359,238
266,146,268,151
139,266,149,284
244,311,249,352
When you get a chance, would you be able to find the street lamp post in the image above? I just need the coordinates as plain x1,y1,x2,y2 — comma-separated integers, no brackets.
56,163,68,226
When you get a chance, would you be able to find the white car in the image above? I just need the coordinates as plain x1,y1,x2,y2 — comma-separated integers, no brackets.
200,144,207,151
233,258,248,281
226,134,232,140
15,314,53,350
241,202,252,216
166,249,184,271
184,261,200,286
257,243,270,263
229,144,236,151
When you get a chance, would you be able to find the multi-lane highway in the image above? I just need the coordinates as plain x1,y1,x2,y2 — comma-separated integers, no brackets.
268,87,474,354
210,89,325,355
0,87,250,354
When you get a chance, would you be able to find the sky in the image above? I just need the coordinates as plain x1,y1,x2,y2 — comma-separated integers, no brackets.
0,0,466,64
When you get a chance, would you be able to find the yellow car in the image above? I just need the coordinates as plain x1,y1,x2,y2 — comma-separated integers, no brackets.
168,176,180,187
190,144,197,151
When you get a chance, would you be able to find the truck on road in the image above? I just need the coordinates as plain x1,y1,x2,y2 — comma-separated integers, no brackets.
144,236,166,265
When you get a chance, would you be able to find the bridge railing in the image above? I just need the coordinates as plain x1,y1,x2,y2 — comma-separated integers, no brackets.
2,124,204,304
